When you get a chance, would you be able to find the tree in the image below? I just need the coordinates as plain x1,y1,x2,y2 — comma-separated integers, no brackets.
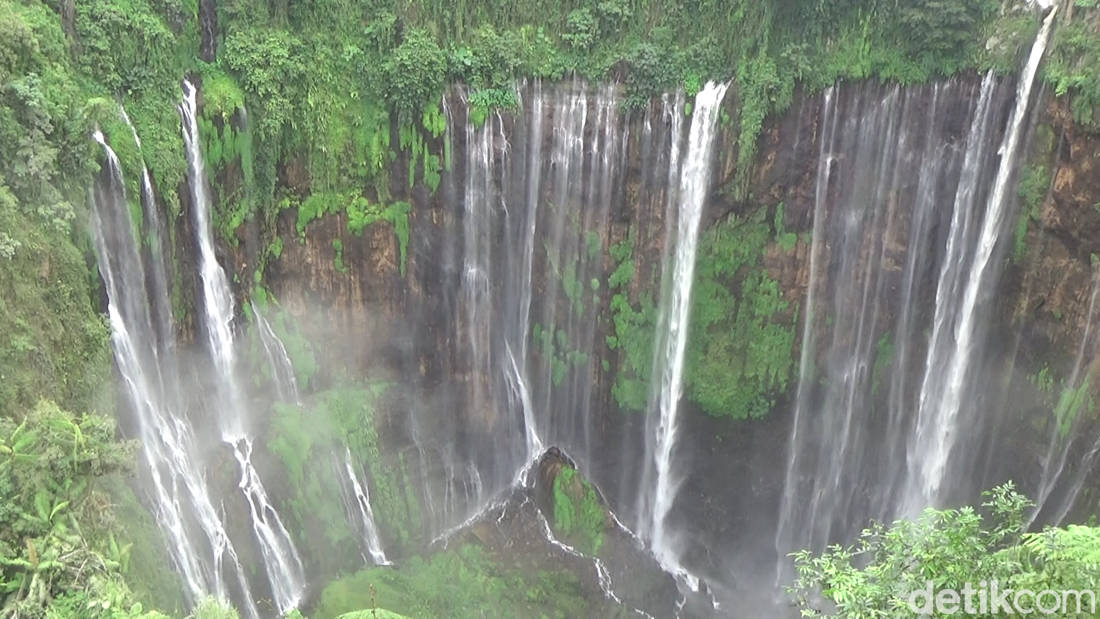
384,29,446,117
789,483,1100,618
0,401,142,619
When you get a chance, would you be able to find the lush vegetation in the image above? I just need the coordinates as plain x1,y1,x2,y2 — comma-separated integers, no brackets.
4,0,1100,615
1043,1,1100,128
606,226,658,411
550,466,606,556
685,206,798,418
312,543,607,619
790,483,1100,618
265,385,422,575
244,289,320,391
0,400,183,619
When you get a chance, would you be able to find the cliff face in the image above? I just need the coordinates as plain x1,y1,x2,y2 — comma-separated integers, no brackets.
176,75,1100,607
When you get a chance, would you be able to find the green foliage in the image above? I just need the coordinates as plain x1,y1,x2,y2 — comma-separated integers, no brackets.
551,467,606,555
313,544,595,619
789,483,1100,618
468,85,520,127
606,227,656,411
533,323,587,387
289,192,411,276
0,400,167,619
335,611,410,619
266,385,421,575
1013,163,1051,263
385,30,447,118
0,176,112,416
870,333,894,399
103,478,185,616
333,239,348,274
1053,378,1095,440
1030,364,1056,394
198,71,245,121
686,208,797,418
347,198,412,276
1043,9,1100,127
189,597,240,619
773,202,798,252
1029,360,1099,445
247,289,318,392
894,0,998,69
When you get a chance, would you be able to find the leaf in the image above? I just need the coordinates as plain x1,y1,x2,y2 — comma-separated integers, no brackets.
118,542,133,572
49,500,68,522
11,429,39,455
34,491,50,522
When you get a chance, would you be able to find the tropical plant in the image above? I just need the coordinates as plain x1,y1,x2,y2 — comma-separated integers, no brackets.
0,401,142,619
789,483,1100,618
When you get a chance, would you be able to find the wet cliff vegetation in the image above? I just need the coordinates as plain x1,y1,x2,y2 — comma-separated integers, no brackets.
4,0,1100,616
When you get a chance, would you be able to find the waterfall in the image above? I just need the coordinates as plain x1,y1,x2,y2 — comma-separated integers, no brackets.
179,81,239,414
774,86,838,581
905,7,1059,511
340,448,389,565
423,80,626,536
639,81,728,583
251,302,300,404
507,77,544,461
772,9,1059,593
772,75,1007,578
1029,265,1100,526
89,130,257,618
120,107,178,370
635,91,684,536
179,79,305,613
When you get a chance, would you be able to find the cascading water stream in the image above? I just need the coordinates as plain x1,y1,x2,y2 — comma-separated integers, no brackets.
772,10,1059,604
1029,264,1100,526
179,79,305,613
435,80,626,537
635,92,685,536
906,6,1058,511
507,77,545,461
640,81,728,584
251,302,300,404
774,86,838,585
341,448,389,565
89,130,257,617
120,108,177,370
227,437,308,609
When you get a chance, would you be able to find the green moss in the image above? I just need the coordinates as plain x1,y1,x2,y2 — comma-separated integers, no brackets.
1013,159,1053,263
533,323,588,388
265,384,421,575
551,467,606,555
333,238,348,273
870,333,894,399
774,202,798,252
606,227,656,412
105,477,186,617
313,544,595,619
686,208,797,418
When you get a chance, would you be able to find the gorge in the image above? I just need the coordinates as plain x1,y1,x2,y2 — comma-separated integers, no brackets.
4,0,1100,617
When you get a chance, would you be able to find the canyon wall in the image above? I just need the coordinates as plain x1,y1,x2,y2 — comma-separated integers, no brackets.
158,74,1100,613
